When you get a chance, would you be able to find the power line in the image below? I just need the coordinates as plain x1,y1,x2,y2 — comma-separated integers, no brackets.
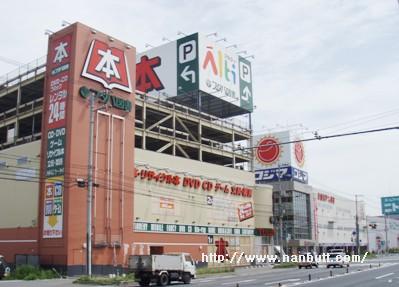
242,126,399,151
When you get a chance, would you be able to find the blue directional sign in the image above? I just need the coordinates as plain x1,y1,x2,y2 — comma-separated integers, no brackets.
381,196,399,215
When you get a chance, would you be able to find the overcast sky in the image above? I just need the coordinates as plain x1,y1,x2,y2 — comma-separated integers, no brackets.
1,0,398,215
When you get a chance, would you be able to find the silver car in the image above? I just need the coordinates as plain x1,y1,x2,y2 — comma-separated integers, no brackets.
326,252,349,268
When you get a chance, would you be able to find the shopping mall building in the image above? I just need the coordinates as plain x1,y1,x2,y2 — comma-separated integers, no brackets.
254,131,368,255
0,23,274,275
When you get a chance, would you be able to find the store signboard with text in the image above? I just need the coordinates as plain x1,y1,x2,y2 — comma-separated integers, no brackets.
136,33,253,116
253,131,308,184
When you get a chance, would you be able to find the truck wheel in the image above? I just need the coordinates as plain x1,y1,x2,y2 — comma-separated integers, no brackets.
158,273,169,286
183,272,191,284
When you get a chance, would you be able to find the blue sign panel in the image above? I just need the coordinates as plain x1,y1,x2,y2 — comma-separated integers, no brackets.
255,166,308,184
381,196,399,215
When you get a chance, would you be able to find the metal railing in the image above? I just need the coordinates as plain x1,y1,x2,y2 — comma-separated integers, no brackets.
136,91,251,133
0,56,46,89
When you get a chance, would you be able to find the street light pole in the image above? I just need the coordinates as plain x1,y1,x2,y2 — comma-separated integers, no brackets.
277,164,284,255
355,195,360,255
384,215,389,254
86,92,95,276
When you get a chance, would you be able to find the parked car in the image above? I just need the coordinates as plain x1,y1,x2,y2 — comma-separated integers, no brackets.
298,252,319,269
129,253,196,286
326,252,349,268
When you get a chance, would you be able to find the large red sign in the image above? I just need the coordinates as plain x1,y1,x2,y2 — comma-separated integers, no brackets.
294,141,305,167
135,168,253,198
46,34,72,129
318,193,335,204
256,137,281,165
82,39,132,93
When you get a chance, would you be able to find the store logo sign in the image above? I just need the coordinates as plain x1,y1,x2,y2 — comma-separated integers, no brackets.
53,42,69,63
82,40,132,93
136,55,164,93
79,86,132,112
202,46,237,84
255,136,281,165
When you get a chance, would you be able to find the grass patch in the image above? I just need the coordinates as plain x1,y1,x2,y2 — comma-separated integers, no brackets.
196,266,234,276
73,274,135,285
273,262,297,269
364,252,377,259
6,265,59,280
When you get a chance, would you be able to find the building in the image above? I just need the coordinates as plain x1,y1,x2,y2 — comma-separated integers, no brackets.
254,131,315,254
253,130,369,254
313,189,367,253
0,22,274,275
367,216,399,253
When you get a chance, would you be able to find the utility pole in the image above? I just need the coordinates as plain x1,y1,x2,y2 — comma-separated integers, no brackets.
384,215,389,254
86,91,95,276
355,195,360,255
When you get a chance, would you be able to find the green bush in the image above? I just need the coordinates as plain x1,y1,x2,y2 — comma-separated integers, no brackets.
73,274,136,285
196,266,234,275
7,265,57,280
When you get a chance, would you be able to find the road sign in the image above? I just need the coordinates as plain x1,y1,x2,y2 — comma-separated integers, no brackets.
381,196,399,215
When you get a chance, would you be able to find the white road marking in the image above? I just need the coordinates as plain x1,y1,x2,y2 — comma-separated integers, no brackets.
218,275,235,279
222,279,256,285
376,273,395,280
265,278,301,286
195,279,215,283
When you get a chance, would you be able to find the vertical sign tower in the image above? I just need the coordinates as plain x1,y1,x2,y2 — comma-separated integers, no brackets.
39,23,136,275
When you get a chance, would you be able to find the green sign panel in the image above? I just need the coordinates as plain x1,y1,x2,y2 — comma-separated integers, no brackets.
238,56,253,112
134,222,254,236
79,86,132,112
381,196,399,215
46,127,66,177
177,33,199,95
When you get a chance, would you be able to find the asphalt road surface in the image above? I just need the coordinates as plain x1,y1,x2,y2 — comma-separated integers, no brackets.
0,255,398,287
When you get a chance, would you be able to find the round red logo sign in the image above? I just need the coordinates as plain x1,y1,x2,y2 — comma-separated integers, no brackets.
256,137,281,165
294,141,305,167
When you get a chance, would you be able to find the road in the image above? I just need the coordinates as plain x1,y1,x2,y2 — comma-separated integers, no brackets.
0,255,398,287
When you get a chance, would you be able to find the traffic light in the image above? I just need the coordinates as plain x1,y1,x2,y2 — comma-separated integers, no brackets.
369,223,377,229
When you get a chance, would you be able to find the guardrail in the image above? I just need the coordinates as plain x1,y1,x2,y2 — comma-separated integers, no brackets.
0,56,46,89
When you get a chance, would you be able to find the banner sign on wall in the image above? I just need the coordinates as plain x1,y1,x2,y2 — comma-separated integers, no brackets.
42,32,73,238
43,177,64,238
134,222,254,236
237,202,254,222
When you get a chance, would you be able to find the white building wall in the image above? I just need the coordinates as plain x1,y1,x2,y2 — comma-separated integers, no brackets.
313,188,367,250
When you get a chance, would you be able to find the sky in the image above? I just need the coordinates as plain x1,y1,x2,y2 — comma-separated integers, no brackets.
0,0,398,215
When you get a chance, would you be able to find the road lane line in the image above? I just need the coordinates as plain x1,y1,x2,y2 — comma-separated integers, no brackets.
222,279,256,285
375,272,394,280
264,278,301,286
286,263,398,286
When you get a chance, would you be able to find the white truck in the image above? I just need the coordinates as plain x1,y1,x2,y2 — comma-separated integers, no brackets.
128,253,196,286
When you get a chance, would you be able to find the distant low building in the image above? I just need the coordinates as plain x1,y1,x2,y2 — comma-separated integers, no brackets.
367,216,399,253
313,188,367,253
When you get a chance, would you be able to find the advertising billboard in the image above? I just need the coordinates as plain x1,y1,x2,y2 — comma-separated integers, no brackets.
253,131,308,184
136,33,253,117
